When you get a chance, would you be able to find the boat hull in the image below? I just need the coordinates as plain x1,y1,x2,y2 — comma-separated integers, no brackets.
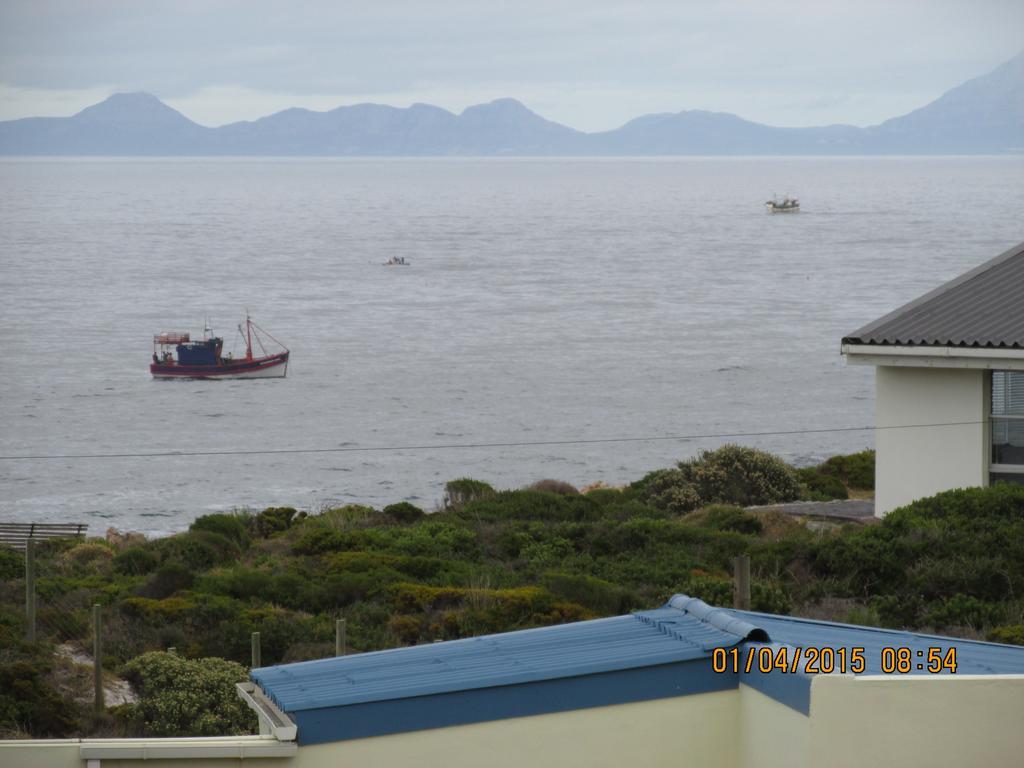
151,352,289,380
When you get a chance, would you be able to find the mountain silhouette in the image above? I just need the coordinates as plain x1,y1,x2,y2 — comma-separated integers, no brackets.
1,52,1020,155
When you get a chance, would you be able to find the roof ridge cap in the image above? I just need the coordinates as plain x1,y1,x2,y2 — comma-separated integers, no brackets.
666,594,770,642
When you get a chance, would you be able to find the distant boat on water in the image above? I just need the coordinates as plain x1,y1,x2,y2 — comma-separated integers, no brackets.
383,256,410,266
150,315,289,379
765,196,800,213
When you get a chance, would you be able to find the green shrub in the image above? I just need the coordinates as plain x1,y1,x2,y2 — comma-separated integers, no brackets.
57,541,115,575
796,467,849,500
120,651,256,737
813,484,1024,630
678,445,801,508
459,490,601,523
201,567,272,601
818,450,875,490
252,507,304,537
138,563,194,599
701,505,764,535
383,502,425,523
113,546,159,576
630,468,701,514
923,594,1003,631
0,546,22,580
153,530,239,571
190,514,250,549
682,575,733,607
443,478,496,510
632,447,800,513
293,527,350,555
0,659,82,737
526,479,580,495
988,625,1024,645
541,572,635,614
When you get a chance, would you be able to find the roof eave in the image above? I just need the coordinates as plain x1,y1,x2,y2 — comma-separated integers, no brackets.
842,342,1024,369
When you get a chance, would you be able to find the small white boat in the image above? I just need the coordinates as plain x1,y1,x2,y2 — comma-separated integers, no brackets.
765,196,799,213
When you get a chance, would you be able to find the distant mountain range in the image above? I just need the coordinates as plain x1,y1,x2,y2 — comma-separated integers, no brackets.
2,51,1021,156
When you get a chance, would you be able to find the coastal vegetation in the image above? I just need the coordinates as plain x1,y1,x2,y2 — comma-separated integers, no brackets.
3,445,1022,740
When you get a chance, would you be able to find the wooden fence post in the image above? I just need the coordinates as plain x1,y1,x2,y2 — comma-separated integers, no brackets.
251,631,261,668
25,539,36,642
336,619,347,657
93,604,103,713
733,555,751,611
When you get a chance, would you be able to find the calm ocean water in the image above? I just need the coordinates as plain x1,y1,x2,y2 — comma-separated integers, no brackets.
1,157,1022,534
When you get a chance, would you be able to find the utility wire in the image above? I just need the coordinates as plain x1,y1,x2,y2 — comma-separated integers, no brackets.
0,419,985,462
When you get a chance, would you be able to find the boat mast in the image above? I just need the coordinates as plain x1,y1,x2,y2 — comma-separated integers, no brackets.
245,312,253,361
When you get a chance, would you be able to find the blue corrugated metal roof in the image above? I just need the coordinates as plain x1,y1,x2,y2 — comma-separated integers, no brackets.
253,599,753,713
252,594,1024,744
728,609,1024,675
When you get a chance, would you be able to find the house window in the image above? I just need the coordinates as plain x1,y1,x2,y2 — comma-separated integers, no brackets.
991,370,1024,485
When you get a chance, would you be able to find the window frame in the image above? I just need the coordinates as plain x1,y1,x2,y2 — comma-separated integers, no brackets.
990,370,1024,478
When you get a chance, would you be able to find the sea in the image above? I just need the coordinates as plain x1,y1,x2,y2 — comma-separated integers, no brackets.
1,156,1022,535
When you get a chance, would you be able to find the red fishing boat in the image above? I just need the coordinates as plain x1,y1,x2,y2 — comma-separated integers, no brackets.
150,315,289,379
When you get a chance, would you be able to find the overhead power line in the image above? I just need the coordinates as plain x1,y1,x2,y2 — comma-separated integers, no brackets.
0,420,984,462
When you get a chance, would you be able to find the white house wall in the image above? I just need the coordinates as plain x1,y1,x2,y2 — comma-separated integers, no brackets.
0,690,740,768
807,675,1024,768
283,690,738,768
875,366,986,516
737,684,809,768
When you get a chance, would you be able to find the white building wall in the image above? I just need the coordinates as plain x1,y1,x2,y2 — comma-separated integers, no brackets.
737,684,809,768
0,691,740,768
875,366,987,516
285,690,739,768
807,675,1024,768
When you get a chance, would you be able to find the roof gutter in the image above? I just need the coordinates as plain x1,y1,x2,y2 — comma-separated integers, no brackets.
237,682,299,741
842,343,1024,370
77,686,298,761
79,735,296,760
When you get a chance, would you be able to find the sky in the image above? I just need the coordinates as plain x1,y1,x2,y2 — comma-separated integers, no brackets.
0,1,1021,131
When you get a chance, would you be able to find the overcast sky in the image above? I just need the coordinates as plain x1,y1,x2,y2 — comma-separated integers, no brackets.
0,1,1020,131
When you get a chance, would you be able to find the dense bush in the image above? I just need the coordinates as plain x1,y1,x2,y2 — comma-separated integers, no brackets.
113,546,159,576
541,572,635,614
458,490,602,523
526,479,580,495
0,546,22,580
190,514,250,549
137,562,195,599
796,467,849,500
252,507,305,538
58,541,115,574
633,445,801,512
120,651,256,736
0,659,82,737
383,502,425,523
151,531,239,571
699,505,765,535
813,484,1024,630
630,468,701,514
817,449,875,490
0,606,83,737
443,478,496,510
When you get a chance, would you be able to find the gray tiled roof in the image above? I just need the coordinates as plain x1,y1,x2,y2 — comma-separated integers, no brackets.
843,240,1024,348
